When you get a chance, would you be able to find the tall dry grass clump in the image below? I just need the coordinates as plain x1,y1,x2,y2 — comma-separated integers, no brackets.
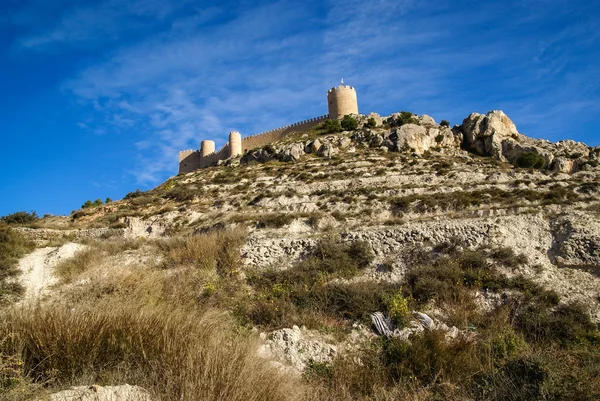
0,302,302,401
161,227,246,276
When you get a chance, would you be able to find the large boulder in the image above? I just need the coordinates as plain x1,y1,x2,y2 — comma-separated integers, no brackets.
395,124,429,153
43,385,153,401
281,143,305,162
461,110,521,160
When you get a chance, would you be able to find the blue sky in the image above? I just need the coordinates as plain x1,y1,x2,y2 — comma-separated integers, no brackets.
1,0,599,216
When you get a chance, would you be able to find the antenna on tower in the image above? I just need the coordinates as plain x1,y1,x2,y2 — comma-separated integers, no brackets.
341,78,345,86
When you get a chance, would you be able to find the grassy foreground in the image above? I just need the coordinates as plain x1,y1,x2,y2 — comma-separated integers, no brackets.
1,227,599,400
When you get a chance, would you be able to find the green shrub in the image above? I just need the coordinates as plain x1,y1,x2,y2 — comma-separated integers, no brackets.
323,119,342,133
81,200,93,208
440,120,450,127
124,189,144,199
516,152,545,169
435,134,445,143
366,117,377,128
340,115,358,131
388,111,417,127
0,211,39,225
385,292,410,327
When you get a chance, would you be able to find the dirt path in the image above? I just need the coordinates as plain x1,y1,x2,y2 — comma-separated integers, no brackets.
17,243,85,301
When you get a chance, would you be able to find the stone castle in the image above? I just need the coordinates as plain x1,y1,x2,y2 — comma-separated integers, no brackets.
178,83,359,173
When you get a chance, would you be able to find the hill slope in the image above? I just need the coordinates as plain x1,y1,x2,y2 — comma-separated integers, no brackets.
3,110,600,400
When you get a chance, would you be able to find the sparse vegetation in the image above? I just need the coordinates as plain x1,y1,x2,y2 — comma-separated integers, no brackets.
516,152,546,169
0,211,39,226
323,119,342,133
340,115,358,131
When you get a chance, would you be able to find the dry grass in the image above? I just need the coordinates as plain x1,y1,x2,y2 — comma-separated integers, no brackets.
160,227,246,276
0,303,303,401
53,238,147,283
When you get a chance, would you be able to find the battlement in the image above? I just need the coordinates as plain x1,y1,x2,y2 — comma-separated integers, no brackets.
177,83,357,173
328,84,356,93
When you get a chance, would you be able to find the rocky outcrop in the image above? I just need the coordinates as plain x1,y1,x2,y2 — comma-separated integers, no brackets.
551,214,600,268
42,384,153,401
460,110,592,173
258,325,337,373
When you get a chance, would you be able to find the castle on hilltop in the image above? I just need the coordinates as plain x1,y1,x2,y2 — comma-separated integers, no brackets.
178,82,359,173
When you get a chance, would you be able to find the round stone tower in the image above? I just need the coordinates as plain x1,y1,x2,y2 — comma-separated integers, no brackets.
200,140,215,157
327,83,358,119
229,131,242,158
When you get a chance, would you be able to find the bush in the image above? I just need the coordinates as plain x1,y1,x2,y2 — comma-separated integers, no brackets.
340,115,358,131
124,189,144,199
256,214,294,229
389,111,417,127
366,117,377,128
0,211,38,225
434,134,445,143
516,152,545,169
385,292,410,327
323,119,341,133
440,120,450,127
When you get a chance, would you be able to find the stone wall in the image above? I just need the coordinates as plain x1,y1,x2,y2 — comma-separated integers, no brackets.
179,150,203,173
179,115,328,173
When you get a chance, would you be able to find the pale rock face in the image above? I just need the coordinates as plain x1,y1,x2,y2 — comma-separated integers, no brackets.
396,124,429,154
366,112,383,127
338,137,352,149
309,138,323,154
552,157,575,173
281,143,305,162
317,142,338,158
258,326,337,373
418,114,437,126
43,384,153,401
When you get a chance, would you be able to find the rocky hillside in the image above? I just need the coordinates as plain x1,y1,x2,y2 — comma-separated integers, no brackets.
2,110,600,400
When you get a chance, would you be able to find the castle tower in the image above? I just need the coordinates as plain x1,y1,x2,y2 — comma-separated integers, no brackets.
229,131,242,158
200,140,215,157
327,82,358,119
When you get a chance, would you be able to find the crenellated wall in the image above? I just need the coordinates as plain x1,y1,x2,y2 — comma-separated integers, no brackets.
179,115,328,173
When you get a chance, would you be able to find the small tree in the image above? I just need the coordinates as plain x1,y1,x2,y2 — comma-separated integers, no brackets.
366,117,377,128
341,115,358,131
81,200,93,209
92,199,103,207
323,119,341,133
516,152,545,169
0,211,39,225
440,120,450,127
105,197,113,203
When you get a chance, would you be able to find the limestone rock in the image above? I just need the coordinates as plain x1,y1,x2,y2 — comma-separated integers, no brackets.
43,384,153,401
395,124,429,154
418,114,437,126
551,157,575,173
317,142,338,158
258,326,337,372
281,143,305,162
